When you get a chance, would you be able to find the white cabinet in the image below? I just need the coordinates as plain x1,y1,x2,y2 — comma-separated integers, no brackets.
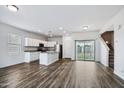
25,38,30,46
25,52,40,63
24,37,56,47
44,41,56,47
25,38,45,46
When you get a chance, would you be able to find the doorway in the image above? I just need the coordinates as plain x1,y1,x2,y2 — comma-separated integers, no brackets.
101,31,114,69
75,40,95,61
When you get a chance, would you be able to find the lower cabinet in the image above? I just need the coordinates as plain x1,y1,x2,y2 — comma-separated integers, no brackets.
24,52,40,63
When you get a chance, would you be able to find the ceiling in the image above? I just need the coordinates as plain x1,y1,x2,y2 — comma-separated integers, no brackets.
0,5,124,36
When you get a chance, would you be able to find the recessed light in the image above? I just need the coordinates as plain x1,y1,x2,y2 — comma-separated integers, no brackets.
63,30,66,33
7,5,19,12
83,26,88,30
38,30,41,32
59,27,64,30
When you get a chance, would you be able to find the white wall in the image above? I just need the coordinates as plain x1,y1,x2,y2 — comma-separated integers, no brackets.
48,37,63,45
101,8,124,80
0,23,47,68
63,36,73,59
63,31,101,61
100,38,109,66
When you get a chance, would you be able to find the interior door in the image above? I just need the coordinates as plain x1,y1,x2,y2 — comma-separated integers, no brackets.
75,40,95,61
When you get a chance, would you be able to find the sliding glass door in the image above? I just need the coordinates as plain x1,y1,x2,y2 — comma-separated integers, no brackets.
75,40,95,61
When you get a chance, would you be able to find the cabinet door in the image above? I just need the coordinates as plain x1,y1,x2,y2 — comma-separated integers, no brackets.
44,42,48,47
37,40,41,46
44,41,56,47
30,52,40,61
25,38,32,46
34,39,37,46
25,38,28,46
25,38,42,46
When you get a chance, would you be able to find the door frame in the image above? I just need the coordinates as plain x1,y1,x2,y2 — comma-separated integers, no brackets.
75,40,95,61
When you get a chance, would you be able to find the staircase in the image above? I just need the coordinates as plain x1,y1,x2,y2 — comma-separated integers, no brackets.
107,44,114,69
101,31,114,69
109,50,114,69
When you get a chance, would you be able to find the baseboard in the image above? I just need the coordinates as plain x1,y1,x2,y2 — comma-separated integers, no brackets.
114,71,124,80
30,60,39,63
96,61,100,63
63,58,72,60
0,62,26,69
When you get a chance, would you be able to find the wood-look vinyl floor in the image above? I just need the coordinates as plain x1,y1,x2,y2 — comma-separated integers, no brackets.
0,59,124,88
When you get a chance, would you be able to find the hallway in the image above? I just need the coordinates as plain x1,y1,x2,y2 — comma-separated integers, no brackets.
0,59,124,88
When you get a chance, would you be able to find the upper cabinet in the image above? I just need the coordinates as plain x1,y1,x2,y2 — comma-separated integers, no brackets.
25,38,45,47
24,37,56,47
44,41,56,47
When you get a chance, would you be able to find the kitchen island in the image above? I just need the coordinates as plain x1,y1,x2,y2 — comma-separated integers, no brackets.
39,51,59,66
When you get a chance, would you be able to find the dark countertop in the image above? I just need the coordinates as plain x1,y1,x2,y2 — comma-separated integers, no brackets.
24,50,40,52
24,50,58,54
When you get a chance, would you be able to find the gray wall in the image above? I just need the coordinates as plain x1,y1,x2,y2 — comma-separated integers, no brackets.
0,23,47,68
